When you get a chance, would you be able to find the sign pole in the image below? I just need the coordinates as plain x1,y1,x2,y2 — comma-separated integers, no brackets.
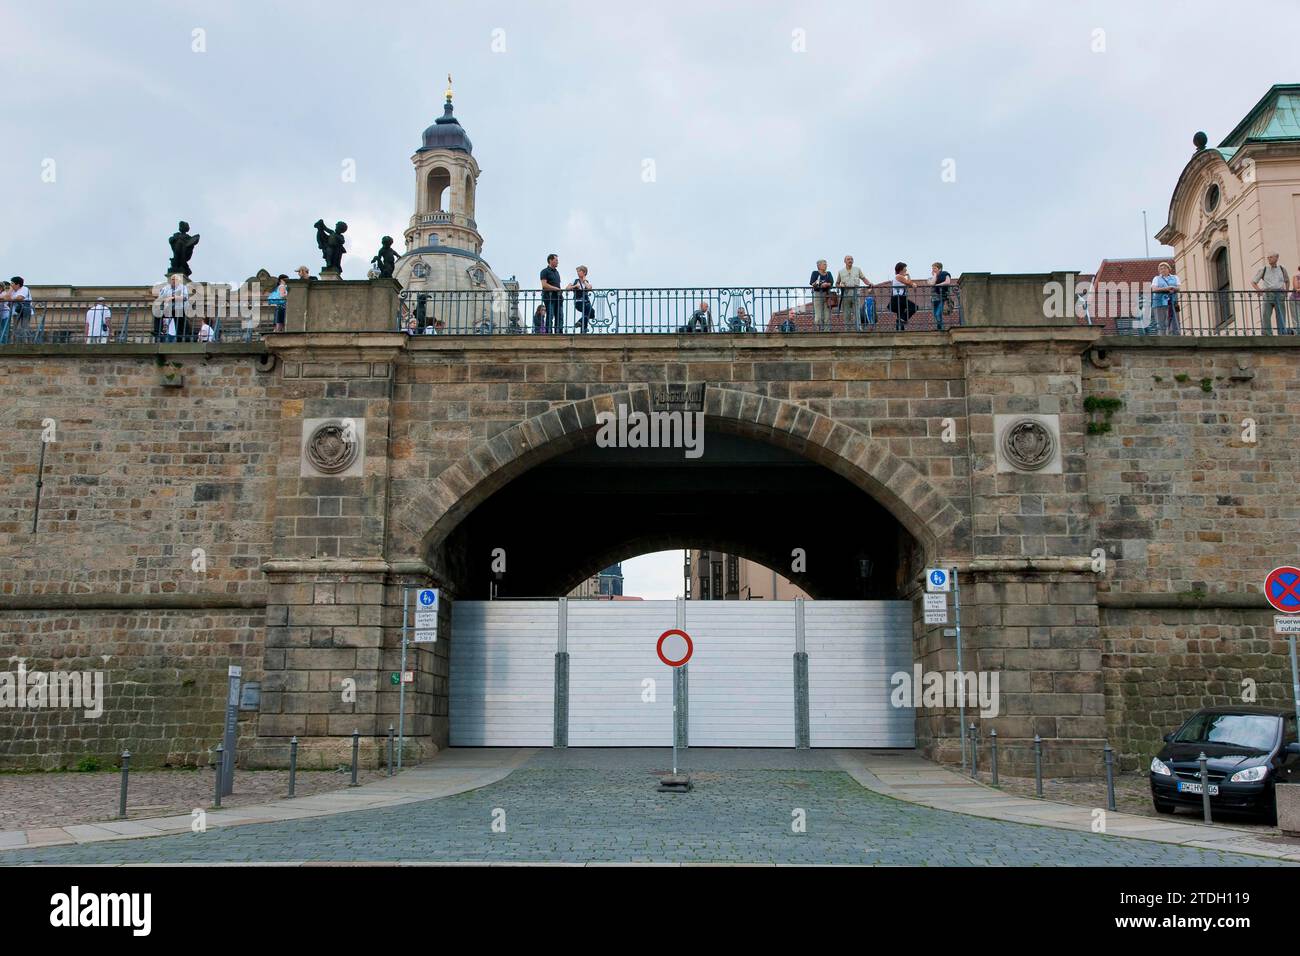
952,566,966,771
1290,635,1300,728
398,585,409,771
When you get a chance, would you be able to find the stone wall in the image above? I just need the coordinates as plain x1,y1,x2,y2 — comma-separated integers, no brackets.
1085,341,1299,766
0,347,279,767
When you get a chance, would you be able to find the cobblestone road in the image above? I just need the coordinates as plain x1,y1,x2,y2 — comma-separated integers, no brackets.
1,750,1289,865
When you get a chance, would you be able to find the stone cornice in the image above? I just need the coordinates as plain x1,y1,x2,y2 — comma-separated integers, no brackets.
0,593,266,611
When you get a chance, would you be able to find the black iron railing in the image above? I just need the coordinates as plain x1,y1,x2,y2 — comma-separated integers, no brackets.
1081,287,1300,337
396,284,964,336
0,292,278,344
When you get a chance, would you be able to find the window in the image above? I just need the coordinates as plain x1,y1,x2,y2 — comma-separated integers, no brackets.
1203,182,1220,213
427,167,451,211
1211,246,1233,326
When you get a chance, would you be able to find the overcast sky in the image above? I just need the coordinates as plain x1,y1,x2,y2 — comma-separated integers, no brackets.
5,1,1291,595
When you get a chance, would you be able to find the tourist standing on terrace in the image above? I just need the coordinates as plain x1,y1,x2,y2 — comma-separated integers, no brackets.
1151,262,1180,335
569,265,595,333
1253,252,1290,334
540,253,564,334
158,274,188,342
930,262,954,331
810,260,834,331
837,256,871,331
5,277,33,342
1290,273,1300,331
269,274,289,333
85,297,112,343
889,262,918,331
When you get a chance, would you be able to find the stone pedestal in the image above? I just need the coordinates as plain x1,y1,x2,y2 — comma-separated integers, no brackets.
320,267,342,281
1278,783,1300,836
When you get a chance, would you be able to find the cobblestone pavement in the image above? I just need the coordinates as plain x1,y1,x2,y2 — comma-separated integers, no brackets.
1,749,1289,865
993,771,1279,835
0,768,387,831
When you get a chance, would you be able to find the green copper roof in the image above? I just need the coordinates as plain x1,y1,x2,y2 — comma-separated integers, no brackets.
1220,84,1300,147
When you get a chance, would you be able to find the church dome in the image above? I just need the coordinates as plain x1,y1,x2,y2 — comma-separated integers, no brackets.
420,98,472,154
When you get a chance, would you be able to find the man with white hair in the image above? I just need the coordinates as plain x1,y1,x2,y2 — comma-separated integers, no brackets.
85,297,112,343
1252,252,1290,334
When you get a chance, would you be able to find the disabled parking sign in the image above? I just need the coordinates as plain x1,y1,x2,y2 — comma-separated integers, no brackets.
1264,567,1300,614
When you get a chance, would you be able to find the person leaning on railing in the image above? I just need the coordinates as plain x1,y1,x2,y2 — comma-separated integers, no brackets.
268,274,289,333
568,265,595,333
1253,252,1291,335
4,276,33,342
836,256,871,331
1150,261,1180,335
930,262,954,331
889,262,918,331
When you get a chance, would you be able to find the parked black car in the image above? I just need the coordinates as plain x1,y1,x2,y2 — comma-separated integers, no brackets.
1149,706,1300,824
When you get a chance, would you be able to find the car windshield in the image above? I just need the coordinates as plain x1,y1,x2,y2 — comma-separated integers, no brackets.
1174,713,1279,751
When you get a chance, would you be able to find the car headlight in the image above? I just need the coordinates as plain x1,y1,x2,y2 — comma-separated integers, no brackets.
1150,757,1172,776
1229,766,1268,783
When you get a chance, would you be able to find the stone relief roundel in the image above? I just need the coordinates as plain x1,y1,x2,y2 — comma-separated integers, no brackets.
1000,418,1055,472
306,420,359,474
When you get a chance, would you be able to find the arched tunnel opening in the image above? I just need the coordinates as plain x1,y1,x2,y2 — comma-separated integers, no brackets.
436,430,919,600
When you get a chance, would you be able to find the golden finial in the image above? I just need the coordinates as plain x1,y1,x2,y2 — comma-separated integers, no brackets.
445,73,453,102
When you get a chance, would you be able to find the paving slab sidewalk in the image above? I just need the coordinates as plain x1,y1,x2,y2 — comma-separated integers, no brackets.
0,748,535,852
832,750,1300,863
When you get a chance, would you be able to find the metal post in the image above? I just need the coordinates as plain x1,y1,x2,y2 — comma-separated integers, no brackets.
1104,743,1116,811
288,736,298,797
969,722,978,776
32,436,48,535
387,723,395,777
1198,751,1212,823
117,749,131,819
398,585,409,771
1034,734,1043,797
350,728,360,786
952,566,966,771
212,743,223,808
1289,635,1300,729
990,730,998,787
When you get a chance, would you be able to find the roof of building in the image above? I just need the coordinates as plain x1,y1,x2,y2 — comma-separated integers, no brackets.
420,96,473,154
1084,257,1175,329
1219,84,1300,148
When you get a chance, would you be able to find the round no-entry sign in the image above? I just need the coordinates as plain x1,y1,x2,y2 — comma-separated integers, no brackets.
657,629,693,667
1265,566,1300,614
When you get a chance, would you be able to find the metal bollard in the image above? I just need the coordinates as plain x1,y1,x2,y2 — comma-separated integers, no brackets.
969,723,978,776
990,730,999,787
350,728,360,787
1104,742,1116,811
212,743,223,808
118,749,131,820
1034,734,1043,797
387,724,395,778
288,735,298,797
1198,752,1212,823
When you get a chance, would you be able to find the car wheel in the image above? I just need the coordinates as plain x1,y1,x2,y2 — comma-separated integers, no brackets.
1153,798,1176,815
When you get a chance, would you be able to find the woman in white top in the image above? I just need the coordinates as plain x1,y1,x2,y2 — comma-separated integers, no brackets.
85,299,112,343
197,318,215,342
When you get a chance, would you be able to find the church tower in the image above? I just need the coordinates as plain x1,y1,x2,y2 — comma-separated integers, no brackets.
394,77,506,301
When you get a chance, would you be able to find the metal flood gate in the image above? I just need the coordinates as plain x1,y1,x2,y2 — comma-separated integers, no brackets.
449,598,914,748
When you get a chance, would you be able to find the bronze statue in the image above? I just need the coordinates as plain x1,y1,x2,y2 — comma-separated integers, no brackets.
314,219,348,271
167,221,200,278
371,236,399,278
